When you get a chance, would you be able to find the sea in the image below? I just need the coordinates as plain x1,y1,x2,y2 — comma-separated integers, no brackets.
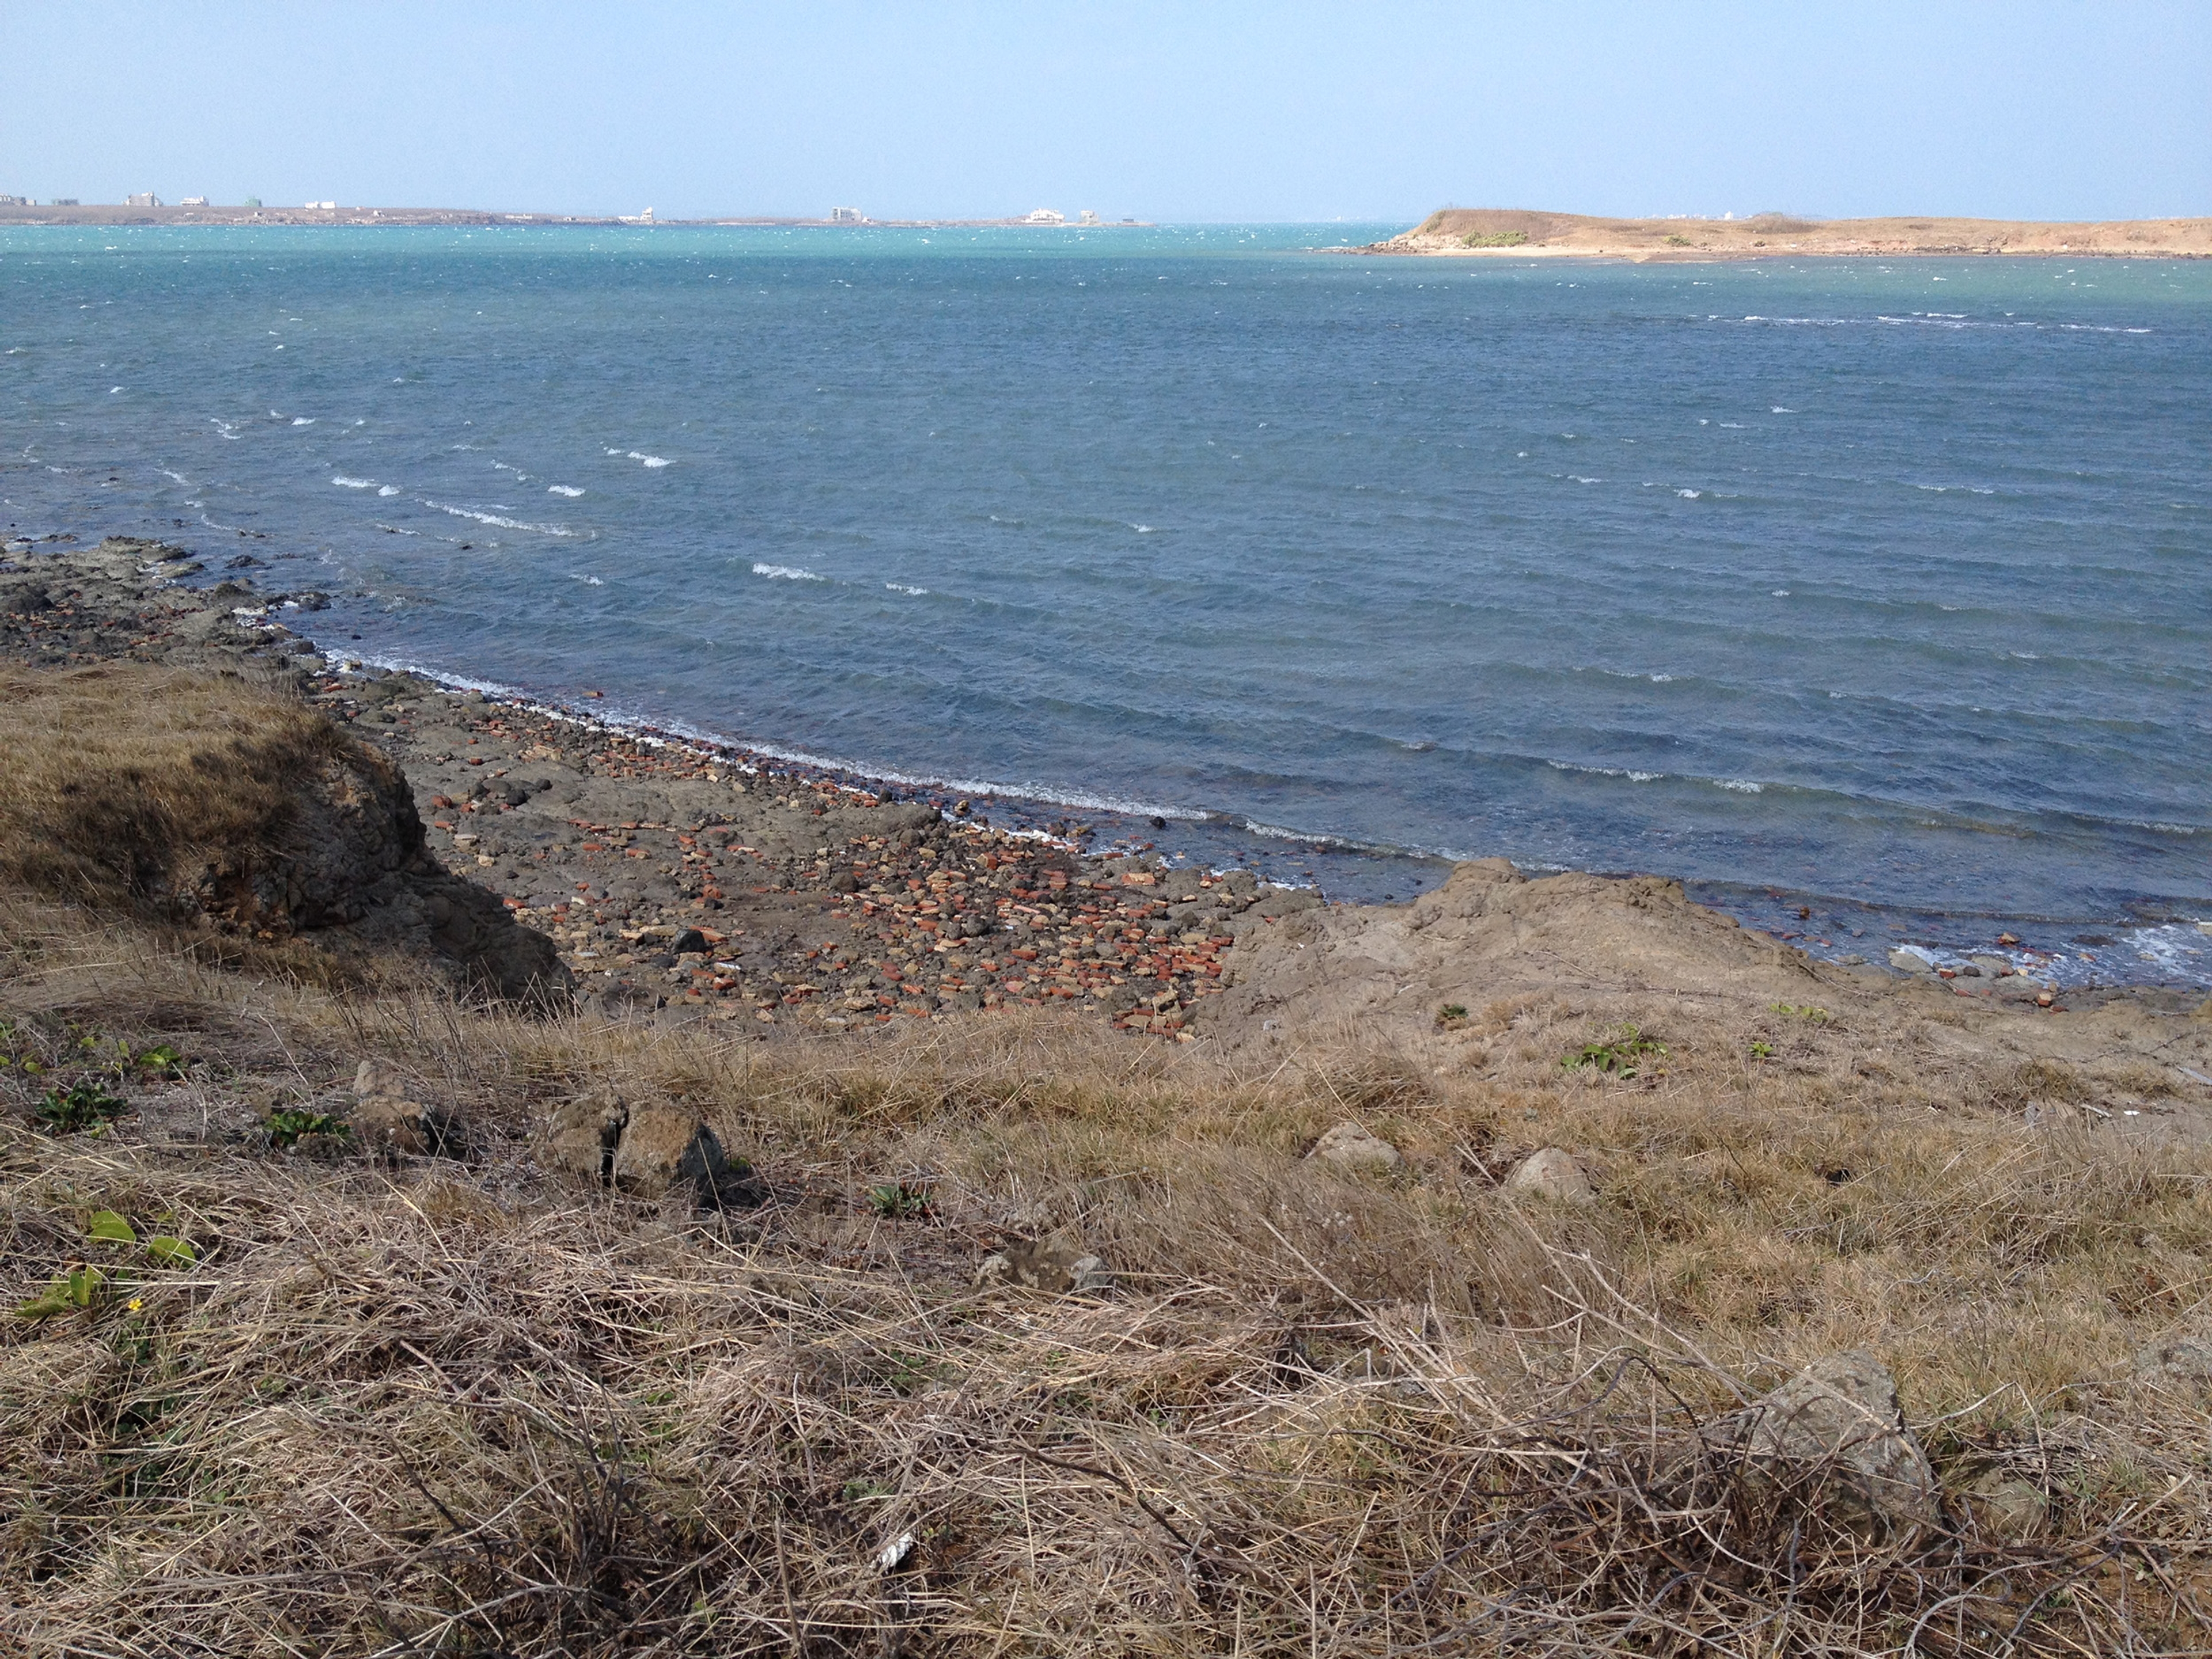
3,223,2207,986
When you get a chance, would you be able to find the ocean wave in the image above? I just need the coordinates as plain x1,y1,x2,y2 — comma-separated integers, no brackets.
332,476,374,489
423,499,580,536
378,484,400,497
885,582,929,595
209,419,240,441
547,484,585,497
159,469,191,486
290,417,315,426
1548,760,1665,783
568,573,604,586
607,448,673,468
753,563,824,581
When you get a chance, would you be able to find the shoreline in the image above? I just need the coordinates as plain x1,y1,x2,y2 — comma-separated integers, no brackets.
3,532,2206,997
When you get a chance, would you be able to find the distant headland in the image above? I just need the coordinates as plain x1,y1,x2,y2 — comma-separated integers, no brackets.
1350,207,2212,260
0,199,1146,230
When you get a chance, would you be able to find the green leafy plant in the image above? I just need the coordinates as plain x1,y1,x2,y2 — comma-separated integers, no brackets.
88,1210,138,1244
133,1043,188,1079
1770,1003,1830,1023
1665,233,1692,247
145,1233,198,1267
1563,1026,1668,1078
867,1181,934,1219
35,1079,127,1133
266,1108,349,1148
1438,1003,1469,1022
16,1265,104,1319
1749,1039,1775,1060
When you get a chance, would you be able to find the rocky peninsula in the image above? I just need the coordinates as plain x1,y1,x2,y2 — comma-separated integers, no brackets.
1356,207,2212,260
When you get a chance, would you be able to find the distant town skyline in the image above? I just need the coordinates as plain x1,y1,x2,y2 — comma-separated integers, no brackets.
4,2,2207,224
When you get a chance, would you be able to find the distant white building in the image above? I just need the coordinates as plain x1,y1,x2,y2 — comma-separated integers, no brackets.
180,196,207,207
0,195,26,207
1077,209,1100,226
306,200,336,210
124,191,161,207
1024,207,1065,225
827,206,864,224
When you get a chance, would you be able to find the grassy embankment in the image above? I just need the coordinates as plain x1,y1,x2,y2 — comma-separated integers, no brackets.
3,665,2210,1654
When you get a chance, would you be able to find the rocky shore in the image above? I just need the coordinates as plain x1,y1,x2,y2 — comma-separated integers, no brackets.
0,535,1323,1037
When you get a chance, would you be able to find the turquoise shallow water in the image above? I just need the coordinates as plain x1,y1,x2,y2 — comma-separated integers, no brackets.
3,224,2208,982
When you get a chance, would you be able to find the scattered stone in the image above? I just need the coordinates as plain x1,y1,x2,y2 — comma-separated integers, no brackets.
547,1093,627,1185
2132,1332,2212,1392
547,1092,763,1209
1744,1350,1937,1539
1308,1121,1404,1176
1889,949,1933,975
350,1057,435,1156
1503,1147,1595,1205
975,1241,1113,1294
1959,1470,2048,1540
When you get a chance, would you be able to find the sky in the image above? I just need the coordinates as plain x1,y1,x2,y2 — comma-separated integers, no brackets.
5,1,2207,223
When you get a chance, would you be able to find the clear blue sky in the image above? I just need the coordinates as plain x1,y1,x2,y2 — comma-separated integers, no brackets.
6,1,2207,222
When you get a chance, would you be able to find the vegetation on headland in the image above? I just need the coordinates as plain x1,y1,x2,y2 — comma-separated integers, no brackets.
3,541,2212,1653
1376,207,2212,260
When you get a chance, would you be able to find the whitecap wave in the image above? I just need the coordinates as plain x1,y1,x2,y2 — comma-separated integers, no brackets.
291,416,315,426
547,484,585,497
377,484,400,497
332,476,374,489
885,582,929,595
753,563,824,581
423,499,579,536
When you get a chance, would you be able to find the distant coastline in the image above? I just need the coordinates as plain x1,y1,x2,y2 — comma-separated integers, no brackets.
0,202,1150,230
1346,207,2212,260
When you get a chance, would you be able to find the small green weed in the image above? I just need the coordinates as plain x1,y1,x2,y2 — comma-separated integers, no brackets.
1770,1003,1830,1023
132,1043,188,1078
1438,1003,1469,1025
1665,233,1692,247
867,1181,934,1219
36,1079,127,1134
1749,1040,1775,1060
15,1265,105,1319
266,1108,349,1148
1563,1026,1668,1078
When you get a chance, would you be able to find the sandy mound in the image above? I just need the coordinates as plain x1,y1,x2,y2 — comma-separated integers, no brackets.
1202,858,1835,1046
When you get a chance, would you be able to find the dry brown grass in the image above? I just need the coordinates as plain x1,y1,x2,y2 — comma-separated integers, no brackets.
0,662,349,912
4,894,2211,1654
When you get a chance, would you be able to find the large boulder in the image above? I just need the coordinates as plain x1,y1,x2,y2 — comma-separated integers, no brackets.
1743,1351,1937,1540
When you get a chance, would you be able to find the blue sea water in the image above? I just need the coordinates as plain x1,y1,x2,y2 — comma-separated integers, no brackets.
3,223,2208,982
